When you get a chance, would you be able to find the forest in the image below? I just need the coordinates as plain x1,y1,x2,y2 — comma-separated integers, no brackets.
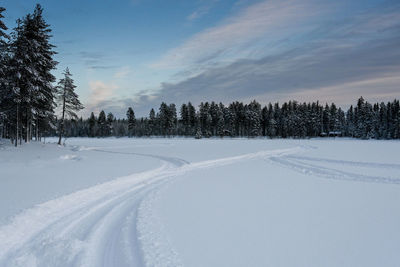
52,97,400,140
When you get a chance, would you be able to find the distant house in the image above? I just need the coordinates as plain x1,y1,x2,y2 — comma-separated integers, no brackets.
328,131,342,137
320,131,342,137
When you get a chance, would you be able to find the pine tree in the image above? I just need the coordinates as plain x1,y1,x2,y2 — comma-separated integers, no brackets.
0,6,8,139
158,102,170,136
187,102,197,135
180,103,189,135
148,108,156,135
322,104,330,134
0,6,8,81
246,100,261,137
107,112,114,136
0,7,7,40
169,103,177,135
30,5,58,141
97,110,107,137
224,106,235,136
56,68,83,145
217,108,225,137
126,107,135,137
6,19,27,146
88,112,96,137
195,126,202,139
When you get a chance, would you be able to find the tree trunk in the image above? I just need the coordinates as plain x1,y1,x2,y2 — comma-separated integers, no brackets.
58,88,66,145
29,122,32,142
26,108,29,143
36,119,39,141
15,104,19,147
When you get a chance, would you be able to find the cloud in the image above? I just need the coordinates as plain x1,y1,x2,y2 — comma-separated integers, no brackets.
152,0,328,70
284,75,400,107
89,66,119,70
187,0,219,21
114,66,133,79
78,51,117,70
84,81,119,115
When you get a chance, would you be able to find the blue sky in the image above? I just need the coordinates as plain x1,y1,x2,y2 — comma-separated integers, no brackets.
2,0,400,117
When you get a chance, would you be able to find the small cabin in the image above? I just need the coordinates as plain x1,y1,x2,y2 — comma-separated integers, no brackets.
328,131,342,137
320,131,342,137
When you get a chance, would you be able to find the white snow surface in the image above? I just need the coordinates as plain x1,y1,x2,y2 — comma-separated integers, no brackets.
0,137,399,267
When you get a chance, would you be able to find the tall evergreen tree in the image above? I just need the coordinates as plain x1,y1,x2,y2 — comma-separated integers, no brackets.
148,108,156,135
0,6,8,79
126,107,135,137
107,112,114,136
0,6,8,139
56,68,83,145
29,5,58,141
88,112,96,137
97,110,107,136
187,102,197,135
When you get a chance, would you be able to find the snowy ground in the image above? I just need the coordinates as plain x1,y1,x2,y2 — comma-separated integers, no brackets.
0,137,399,267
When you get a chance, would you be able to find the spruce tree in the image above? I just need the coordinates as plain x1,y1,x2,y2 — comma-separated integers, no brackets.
7,19,26,146
148,108,156,135
107,112,114,136
56,68,83,145
0,6,8,79
98,110,107,136
180,103,189,135
187,102,197,135
126,107,135,137
169,103,177,135
0,7,8,138
88,112,96,137
30,5,58,141
217,108,225,137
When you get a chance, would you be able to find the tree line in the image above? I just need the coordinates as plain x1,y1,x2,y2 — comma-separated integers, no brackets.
0,5,83,146
49,97,400,140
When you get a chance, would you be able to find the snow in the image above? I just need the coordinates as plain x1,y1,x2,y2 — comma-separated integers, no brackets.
0,137,399,267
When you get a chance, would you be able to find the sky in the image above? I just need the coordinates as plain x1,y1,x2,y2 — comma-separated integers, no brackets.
2,0,400,117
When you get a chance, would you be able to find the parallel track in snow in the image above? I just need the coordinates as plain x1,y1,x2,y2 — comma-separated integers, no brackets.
0,146,300,267
269,155,400,185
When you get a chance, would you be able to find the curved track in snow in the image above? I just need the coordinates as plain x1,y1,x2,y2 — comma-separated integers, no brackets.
269,155,400,185
0,146,299,267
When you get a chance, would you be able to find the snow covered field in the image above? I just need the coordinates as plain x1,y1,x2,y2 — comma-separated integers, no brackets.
0,138,399,267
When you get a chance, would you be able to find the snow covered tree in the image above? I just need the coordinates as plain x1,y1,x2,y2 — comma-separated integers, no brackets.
97,110,107,136
107,112,114,136
30,4,58,141
180,103,189,135
158,102,170,136
246,100,261,137
187,102,197,135
216,108,225,137
6,19,26,146
0,6,9,139
169,103,177,135
88,112,96,137
56,68,83,145
126,107,135,137
0,6,8,81
195,126,202,139
148,108,156,135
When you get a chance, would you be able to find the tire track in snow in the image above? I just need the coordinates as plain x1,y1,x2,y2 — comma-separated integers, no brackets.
269,156,400,185
286,155,400,170
0,146,300,267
